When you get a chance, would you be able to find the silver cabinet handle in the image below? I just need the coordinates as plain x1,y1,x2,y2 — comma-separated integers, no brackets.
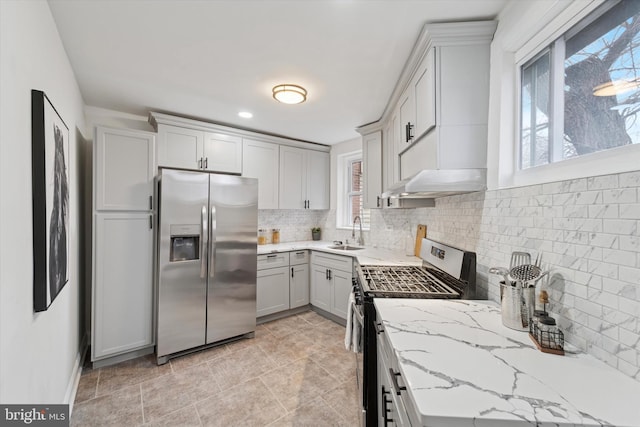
209,205,216,278
200,205,208,278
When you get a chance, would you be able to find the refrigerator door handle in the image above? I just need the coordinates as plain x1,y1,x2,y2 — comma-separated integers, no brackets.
209,205,217,278
200,205,208,278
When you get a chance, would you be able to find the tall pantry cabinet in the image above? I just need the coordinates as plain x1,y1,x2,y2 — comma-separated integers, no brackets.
92,126,156,365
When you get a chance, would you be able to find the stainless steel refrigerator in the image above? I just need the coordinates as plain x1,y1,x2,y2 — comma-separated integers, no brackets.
156,168,258,364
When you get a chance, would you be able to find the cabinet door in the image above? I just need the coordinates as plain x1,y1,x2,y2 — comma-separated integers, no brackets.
95,127,155,211
306,150,330,210
203,132,242,174
331,269,352,320
93,213,153,360
363,131,382,209
310,264,331,312
257,266,290,317
242,139,279,209
157,125,203,170
290,263,310,309
399,89,416,147
279,146,306,209
414,47,436,139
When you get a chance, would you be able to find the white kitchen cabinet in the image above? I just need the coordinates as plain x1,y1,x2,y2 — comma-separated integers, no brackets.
94,126,155,211
257,253,290,317
156,124,242,173
257,266,290,317
413,47,436,139
202,131,242,174
399,88,415,147
157,125,202,170
92,213,154,361
242,138,279,209
289,250,310,308
310,264,332,312
279,146,329,209
310,251,353,320
363,131,382,209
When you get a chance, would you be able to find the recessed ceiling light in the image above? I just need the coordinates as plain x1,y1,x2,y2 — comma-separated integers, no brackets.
238,111,253,118
272,84,307,104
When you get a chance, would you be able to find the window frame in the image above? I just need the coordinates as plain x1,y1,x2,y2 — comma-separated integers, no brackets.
336,150,370,231
511,0,640,188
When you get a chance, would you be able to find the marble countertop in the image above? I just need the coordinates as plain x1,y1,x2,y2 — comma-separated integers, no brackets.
256,240,422,266
374,298,640,427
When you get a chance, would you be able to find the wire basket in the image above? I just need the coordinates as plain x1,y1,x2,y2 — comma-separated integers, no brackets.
529,321,565,355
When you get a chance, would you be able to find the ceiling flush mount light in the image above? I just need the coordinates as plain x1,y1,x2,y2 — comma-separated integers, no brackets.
272,84,307,104
238,111,253,118
593,79,640,96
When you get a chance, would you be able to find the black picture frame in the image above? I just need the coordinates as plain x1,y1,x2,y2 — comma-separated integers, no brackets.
32,90,70,312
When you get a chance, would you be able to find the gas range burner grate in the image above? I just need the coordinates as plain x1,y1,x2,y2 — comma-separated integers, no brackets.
359,265,461,298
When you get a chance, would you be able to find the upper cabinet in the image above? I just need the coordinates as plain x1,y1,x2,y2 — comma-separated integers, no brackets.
363,131,382,209
94,126,155,211
279,146,329,210
357,21,497,188
156,124,242,174
149,112,330,210
242,138,279,209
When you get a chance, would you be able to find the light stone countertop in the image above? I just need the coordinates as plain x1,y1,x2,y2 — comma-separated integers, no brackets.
256,240,423,266
374,298,640,427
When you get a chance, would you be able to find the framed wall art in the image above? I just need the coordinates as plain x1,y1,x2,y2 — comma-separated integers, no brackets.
31,90,70,312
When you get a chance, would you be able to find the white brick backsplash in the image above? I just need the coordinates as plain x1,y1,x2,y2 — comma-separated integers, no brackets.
602,248,637,267
575,191,602,205
619,265,640,285
299,170,640,379
619,329,640,348
603,219,637,235
588,175,619,190
619,171,640,187
619,203,640,219
602,188,637,204
588,204,619,219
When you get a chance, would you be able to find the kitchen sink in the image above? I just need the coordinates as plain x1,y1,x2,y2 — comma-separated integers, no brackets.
328,245,365,251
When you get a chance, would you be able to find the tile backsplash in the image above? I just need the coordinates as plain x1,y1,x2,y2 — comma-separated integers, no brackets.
259,170,640,381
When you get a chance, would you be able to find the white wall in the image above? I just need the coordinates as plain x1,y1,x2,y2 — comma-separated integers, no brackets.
0,0,87,404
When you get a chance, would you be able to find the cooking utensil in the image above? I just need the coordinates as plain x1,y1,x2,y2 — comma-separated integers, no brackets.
534,251,543,268
510,251,531,268
414,224,427,256
489,267,511,285
509,264,542,288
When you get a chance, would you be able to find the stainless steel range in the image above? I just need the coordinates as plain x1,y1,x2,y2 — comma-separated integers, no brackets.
353,237,477,426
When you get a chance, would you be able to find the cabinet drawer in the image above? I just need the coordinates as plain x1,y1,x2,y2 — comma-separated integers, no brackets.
311,251,352,273
257,252,290,270
289,250,309,265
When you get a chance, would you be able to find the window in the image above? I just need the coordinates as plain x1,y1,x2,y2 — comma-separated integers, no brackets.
520,0,640,169
337,151,370,230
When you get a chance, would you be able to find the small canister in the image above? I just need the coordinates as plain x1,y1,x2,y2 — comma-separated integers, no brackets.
258,229,268,245
272,229,280,244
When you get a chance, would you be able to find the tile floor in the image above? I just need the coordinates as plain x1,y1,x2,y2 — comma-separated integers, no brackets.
72,310,361,426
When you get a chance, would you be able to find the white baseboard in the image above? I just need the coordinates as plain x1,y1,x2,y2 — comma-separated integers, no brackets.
65,332,89,414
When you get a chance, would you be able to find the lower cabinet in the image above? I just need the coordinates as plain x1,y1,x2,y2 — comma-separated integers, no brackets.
257,253,290,317
377,321,412,426
257,250,310,317
310,251,353,320
290,251,310,308
92,213,154,361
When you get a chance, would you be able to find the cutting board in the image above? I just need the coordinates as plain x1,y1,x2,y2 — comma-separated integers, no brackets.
414,224,427,256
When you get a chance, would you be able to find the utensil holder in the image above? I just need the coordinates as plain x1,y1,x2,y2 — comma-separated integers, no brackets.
500,282,535,331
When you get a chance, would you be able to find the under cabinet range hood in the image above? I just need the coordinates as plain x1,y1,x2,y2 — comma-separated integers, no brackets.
381,169,487,202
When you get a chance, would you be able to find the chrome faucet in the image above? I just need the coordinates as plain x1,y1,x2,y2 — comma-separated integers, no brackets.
352,216,364,246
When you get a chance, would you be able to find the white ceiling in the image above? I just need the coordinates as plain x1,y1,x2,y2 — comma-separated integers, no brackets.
48,0,507,145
